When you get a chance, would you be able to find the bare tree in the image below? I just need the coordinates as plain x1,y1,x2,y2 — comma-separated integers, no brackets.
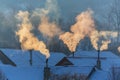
107,0,120,43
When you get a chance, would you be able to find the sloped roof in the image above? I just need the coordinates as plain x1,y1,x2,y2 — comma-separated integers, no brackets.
67,57,96,67
69,50,119,59
51,66,93,75
51,51,120,80
0,49,65,67
90,70,108,80
48,52,66,66
0,65,44,80
0,49,120,80
1,49,36,66
68,50,120,70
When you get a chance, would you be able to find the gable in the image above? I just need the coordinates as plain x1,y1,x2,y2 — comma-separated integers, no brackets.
0,50,16,66
55,57,73,66
1,49,46,66
47,52,65,66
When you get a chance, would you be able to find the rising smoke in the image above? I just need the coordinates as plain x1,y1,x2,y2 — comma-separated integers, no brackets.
118,46,120,53
0,0,119,55
16,0,114,55
60,9,112,52
32,0,62,38
16,11,50,58
90,30,111,51
15,0,64,58
59,9,95,52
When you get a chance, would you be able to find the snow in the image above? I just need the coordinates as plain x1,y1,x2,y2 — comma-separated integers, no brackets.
0,48,120,80
68,50,120,80
0,66,44,80
90,70,109,80
51,66,93,75
0,49,66,80
68,58,96,67
0,49,65,67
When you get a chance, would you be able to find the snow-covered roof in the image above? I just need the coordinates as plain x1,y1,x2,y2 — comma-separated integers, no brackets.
69,50,120,69
62,50,120,80
0,48,66,80
0,65,44,80
0,49,65,67
0,49,120,80
51,66,92,75
48,52,66,66
90,70,108,80
69,50,119,59
68,57,96,67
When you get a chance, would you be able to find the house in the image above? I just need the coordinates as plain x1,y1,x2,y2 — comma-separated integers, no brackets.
0,48,66,80
50,50,120,80
68,50,120,80
0,48,120,80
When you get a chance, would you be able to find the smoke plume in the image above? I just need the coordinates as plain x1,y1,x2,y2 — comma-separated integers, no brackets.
60,9,112,52
32,0,62,38
16,11,50,58
59,9,95,52
90,30,111,51
100,40,111,51
89,30,99,50
118,46,120,53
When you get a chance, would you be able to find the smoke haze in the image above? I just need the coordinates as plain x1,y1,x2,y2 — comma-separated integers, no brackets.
32,0,62,38
60,9,112,52
59,9,95,52
90,30,111,51
16,11,50,58
0,0,119,54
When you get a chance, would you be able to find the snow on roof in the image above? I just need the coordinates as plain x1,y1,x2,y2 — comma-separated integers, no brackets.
90,70,108,80
0,65,44,80
0,49,120,80
70,50,119,59
68,58,96,67
68,50,120,67
51,66,92,75
66,50,120,80
0,48,65,80
48,52,66,66
69,50,97,57
0,49,66,67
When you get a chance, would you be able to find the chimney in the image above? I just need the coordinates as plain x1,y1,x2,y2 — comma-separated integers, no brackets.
98,50,100,59
46,59,48,67
44,59,50,80
29,50,32,66
72,52,75,58
96,49,101,69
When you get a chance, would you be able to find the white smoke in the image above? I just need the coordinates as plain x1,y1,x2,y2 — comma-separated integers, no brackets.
16,11,50,58
32,0,62,38
59,9,95,52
